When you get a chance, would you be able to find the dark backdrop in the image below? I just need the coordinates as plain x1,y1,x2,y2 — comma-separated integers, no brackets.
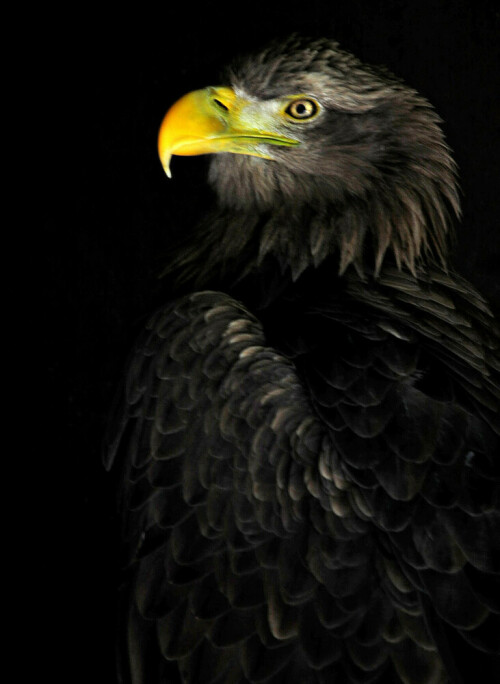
43,2,499,681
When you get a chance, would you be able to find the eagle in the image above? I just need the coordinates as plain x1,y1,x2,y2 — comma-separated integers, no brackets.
104,36,500,684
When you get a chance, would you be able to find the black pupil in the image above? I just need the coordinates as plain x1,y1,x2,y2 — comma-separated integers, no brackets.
295,103,307,115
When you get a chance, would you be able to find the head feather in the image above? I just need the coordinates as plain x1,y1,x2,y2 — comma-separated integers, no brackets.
166,36,460,290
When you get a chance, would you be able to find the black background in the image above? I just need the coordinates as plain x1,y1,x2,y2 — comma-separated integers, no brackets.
43,2,499,681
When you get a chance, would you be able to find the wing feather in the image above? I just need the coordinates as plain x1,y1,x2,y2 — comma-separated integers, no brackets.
106,284,499,682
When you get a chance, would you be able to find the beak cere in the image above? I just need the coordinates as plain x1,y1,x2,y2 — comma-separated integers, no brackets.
157,87,300,178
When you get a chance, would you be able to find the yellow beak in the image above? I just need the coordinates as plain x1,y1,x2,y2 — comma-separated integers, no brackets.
158,87,300,177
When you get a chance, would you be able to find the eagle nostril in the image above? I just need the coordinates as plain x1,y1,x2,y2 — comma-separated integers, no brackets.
213,98,229,112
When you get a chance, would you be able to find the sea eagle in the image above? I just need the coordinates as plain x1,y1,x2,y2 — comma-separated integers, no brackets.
105,36,500,683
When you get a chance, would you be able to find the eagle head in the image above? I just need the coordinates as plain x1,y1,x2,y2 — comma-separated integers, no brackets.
159,36,459,277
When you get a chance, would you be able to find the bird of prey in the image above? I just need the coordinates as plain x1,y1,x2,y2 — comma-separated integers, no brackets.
104,35,500,684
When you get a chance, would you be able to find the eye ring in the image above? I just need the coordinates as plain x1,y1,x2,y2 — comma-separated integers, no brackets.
285,98,319,121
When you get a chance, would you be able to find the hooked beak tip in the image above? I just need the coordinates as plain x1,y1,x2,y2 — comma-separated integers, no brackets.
161,153,172,179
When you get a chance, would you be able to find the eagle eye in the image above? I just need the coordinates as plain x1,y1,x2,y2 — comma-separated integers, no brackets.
284,98,319,121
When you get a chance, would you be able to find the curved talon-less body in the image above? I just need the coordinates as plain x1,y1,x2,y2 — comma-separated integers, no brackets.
105,36,500,683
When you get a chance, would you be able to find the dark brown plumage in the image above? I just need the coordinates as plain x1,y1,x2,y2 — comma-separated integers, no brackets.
105,36,500,683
